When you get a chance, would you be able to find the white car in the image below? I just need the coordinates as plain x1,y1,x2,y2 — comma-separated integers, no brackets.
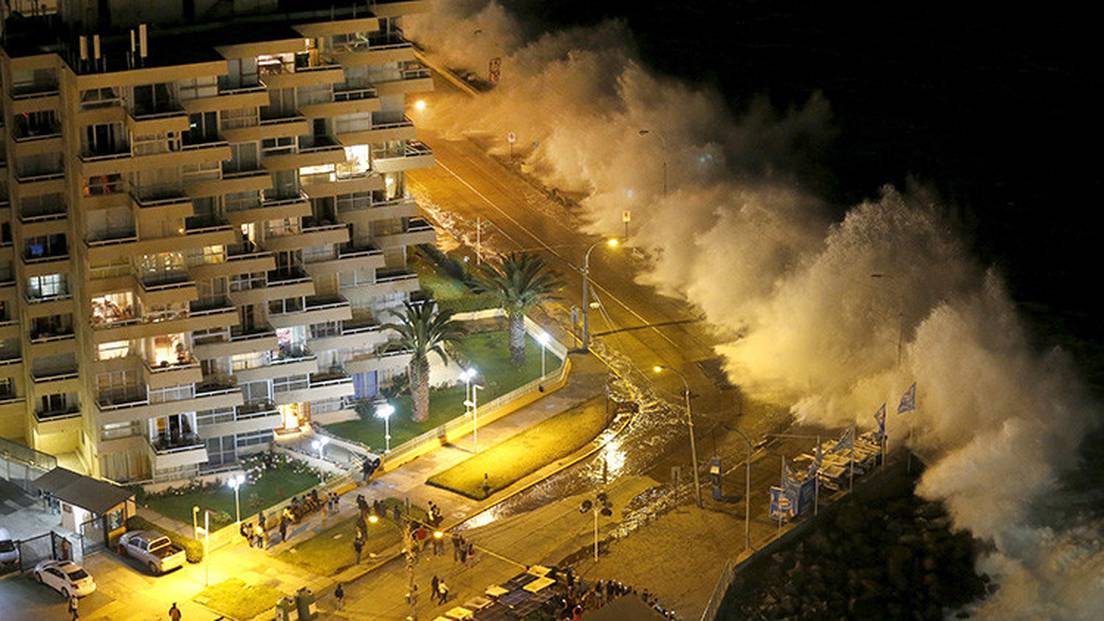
0,528,18,566
33,560,96,598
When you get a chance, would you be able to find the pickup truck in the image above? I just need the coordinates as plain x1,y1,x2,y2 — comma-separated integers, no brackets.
118,530,186,575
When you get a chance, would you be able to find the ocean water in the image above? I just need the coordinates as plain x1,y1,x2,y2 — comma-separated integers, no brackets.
504,0,1102,384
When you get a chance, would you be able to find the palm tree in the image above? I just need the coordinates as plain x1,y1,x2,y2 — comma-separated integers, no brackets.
383,301,462,423
475,252,563,364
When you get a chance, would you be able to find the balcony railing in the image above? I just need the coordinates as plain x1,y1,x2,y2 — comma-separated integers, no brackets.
236,399,278,419
151,432,204,454
268,266,311,285
35,405,81,422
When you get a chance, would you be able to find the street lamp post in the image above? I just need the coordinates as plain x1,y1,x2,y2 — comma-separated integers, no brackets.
536,331,550,388
375,403,395,453
464,384,484,453
581,238,619,352
311,436,329,460
580,492,614,562
729,425,754,550
227,474,245,525
654,365,702,507
638,129,668,196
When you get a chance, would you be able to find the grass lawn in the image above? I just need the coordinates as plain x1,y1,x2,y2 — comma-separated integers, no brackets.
324,330,563,451
426,397,608,500
277,499,428,576
143,461,320,532
413,252,498,313
195,577,285,620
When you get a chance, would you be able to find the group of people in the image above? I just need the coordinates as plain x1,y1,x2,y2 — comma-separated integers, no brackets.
580,579,680,620
450,531,477,565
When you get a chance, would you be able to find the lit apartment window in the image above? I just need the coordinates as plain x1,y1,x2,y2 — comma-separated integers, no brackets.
27,273,68,300
97,341,130,361
91,292,135,325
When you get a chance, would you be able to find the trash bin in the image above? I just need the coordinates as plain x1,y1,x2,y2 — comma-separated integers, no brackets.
295,586,317,620
275,596,294,621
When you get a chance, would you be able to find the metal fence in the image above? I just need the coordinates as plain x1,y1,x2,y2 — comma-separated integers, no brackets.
78,516,107,556
700,559,737,621
16,531,60,573
0,437,57,492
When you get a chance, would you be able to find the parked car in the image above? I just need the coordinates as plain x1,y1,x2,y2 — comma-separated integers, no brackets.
33,560,96,598
118,531,186,575
0,528,18,566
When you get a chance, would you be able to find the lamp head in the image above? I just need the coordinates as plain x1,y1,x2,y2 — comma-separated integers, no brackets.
368,513,379,524
375,403,395,419
653,365,665,374
414,99,427,111
606,238,620,249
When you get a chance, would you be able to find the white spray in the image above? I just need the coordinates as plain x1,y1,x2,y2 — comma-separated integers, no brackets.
407,2,1104,617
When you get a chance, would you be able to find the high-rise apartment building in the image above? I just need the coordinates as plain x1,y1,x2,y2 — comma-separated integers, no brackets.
0,0,434,482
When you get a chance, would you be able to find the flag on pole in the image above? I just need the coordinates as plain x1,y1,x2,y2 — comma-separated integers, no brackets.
873,403,887,439
897,383,917,414
829,427,854,454
807,442,822,479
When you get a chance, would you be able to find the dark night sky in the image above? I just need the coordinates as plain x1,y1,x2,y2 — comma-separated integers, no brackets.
506,0,1103,381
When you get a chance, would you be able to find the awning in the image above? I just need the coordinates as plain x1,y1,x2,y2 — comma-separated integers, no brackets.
34,468,134,515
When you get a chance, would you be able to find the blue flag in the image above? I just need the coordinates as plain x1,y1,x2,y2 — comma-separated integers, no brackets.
897,383,917,414
873,403,886,437
829,427,854,454
769,486,793,519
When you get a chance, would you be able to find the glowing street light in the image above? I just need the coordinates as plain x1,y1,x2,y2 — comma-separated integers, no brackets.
227,474,246,525
375,403,395,453
459,368,478,406
654,365,702,507
414,98,427,111
536,331,550,388
581,238,619,352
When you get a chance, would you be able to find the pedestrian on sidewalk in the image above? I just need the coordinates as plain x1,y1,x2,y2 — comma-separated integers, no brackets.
391,504,401,523
258,511,266,532
168,602,182,621
430,575,440,603
279,515,289,543
67,594,79,620
253,521,265,549
459,540,468,564
433,532,445,556
466,541,476,565
451,532,461,562
437,579,450,604
239,521,251,542
334,583,345,611
353,534,364,563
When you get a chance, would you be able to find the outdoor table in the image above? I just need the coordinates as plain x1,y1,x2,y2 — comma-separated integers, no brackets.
484,585,509,598
445,606,474,620
527,564,552,577
523,576,556,593
464,596,494,610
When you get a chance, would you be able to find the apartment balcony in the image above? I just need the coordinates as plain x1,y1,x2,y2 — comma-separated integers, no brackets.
20,248,70,277
190,241,276,280
304,244,386,278
14,168,66,191
268,293,353,329
301,169,384,198
33,402,81,425
222,114,310,143
147,433,208,471
199,402,281,439
90,298,238,344
308,319,391,353
84,228,139,263
184,82,269,115
77,147,134,177
97,383,243,425
136,271,199,307
348,268,422,297
24,288,74,319
132,192,195,229
374,217,436,250
273,371,355,405
331,31,417,67
7,80,61,114
29,325,75,355
186,168,271,198
129,141,231,172
258,59,345,90
262,137,347,172
345,347,415,375
10,121,63,157
234,347,319,383
371,140,434,173
374,63,435,96
264,220,350,252
336,196,419,226
143,357,203,389
336,115,417,146
31,367,81,395
126,104,190,135
299,88,381,119
194,325,278,359
226,191,311,226
18,200,69,232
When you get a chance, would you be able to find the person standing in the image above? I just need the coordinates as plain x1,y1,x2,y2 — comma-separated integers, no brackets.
430,575,440,603
67,594,79,620
437,579,450,604
451,532,462,562
334,583,345,611
279,514,289,543
353,535,364,564
168,602,182,621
